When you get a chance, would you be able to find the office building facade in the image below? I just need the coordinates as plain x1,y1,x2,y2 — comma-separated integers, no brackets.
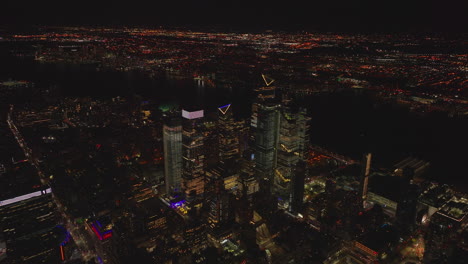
163,115,183,195
254,103,280,181
181,109,205,198
275,106,309,200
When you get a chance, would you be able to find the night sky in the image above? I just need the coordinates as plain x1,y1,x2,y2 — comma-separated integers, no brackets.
2,0,467,32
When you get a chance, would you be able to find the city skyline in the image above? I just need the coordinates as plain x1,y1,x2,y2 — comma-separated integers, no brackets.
0,7,467,263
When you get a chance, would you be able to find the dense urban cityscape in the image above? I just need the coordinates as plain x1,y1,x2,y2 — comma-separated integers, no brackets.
0,16,467,264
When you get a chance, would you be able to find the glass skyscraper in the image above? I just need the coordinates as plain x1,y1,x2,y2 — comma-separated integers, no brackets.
254,103,280,182
181,109,205,198
163,115,183,195
275,105,309,202
218,104,241,163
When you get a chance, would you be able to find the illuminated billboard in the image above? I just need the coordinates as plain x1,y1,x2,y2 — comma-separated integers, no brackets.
0,188,52,207
182,109,204,119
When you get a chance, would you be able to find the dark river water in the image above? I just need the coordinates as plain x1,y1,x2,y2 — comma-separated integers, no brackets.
1,55,467,190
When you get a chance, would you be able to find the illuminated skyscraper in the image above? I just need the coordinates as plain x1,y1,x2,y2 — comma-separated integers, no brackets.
251,74,281,187
181,109,205,198
163,115,183,195
250,75,276,132
254,103,280,182
275,105,309,201
218,104,240,163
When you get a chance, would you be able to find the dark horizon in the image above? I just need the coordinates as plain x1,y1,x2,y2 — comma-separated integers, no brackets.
2,0,467,33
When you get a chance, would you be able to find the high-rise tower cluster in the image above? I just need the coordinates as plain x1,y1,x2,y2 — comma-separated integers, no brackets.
275,103,310,201
251,76,310,209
